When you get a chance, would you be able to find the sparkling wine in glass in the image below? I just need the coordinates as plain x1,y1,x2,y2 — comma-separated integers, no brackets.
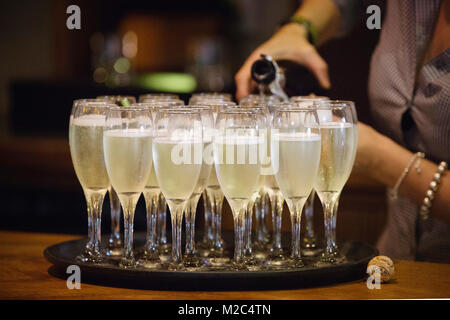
103,105,153,268
192,100,236,265
97,96,138,257
72,99,123,258
271,105,322,268
263,104,288,268
152,109,203,270
182,106,214,268
213,109,264,270
290,95,329,256
237,102,272,260
313,100,358,264
136,100,184,264
69,101,113,263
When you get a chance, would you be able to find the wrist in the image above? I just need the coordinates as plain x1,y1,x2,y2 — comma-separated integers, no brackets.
281,15,318,46
278,22,309,41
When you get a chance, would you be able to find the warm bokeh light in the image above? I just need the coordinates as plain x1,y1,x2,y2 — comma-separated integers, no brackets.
122,31,138,59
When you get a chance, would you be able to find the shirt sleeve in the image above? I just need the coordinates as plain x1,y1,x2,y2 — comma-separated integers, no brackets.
333,0,365,37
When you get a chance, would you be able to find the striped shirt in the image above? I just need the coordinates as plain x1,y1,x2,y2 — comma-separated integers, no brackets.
334,0,450,262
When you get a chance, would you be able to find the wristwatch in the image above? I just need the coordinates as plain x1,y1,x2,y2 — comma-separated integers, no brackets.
280,15,318,46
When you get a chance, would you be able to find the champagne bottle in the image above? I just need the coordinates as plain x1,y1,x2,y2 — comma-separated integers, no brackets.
251,54,328,99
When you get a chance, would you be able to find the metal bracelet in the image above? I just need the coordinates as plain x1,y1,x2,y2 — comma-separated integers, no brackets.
420,161,448,220
390,152,425,201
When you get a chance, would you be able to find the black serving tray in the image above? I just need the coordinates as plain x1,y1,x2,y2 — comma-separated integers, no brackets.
44,232,377,291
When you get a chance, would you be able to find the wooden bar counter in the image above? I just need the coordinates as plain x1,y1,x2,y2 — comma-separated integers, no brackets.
0,231,449,300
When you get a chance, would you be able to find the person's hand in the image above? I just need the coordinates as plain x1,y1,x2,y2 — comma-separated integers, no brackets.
352,122,383,179
235,23,331,101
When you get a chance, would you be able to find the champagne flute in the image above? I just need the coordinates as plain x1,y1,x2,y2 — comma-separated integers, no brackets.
69,101,114,263
290,96,329,256
313,100,358,264
152,109,203,271
263,103,288,268
103,105,153,268
97,96,137,257
139,100,184,263
213,109,264,270
72,99,124,258
182,106,214,268
193,100,236,263
271,105,322,268
237,102,272,260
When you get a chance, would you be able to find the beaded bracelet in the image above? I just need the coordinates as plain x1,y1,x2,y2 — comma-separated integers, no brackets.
420,161,448,220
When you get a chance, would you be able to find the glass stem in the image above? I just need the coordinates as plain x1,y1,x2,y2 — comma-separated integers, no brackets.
270,191,284,252
88,191,105,257
244,201,254,255
261,190,270,240
288,198,306,265
254,193,264,244
212,190,224,251
185,196,200,255
202,189,213,244
207,189,224,254
320,192,340,261
158,194,168,246
303,190,316,243
331,195,340,254
233,206,246,266
109,187,121,244
144,192,159,255
169,202,185,267
85,197,93,251
122,197,137,262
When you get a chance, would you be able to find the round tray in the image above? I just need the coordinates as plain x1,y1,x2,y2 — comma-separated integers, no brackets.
44,232,377,291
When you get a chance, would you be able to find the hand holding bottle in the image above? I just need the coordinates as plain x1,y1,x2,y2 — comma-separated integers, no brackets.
235,23,331,101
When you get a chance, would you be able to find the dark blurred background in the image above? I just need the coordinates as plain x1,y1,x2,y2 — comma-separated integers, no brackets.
0,0,387,246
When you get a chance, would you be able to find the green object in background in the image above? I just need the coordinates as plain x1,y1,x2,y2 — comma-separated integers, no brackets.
119,99,131,107
137,73,197,93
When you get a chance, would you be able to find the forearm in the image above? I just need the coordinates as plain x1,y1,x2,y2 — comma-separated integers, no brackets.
370,134,450,225
293,0,341,45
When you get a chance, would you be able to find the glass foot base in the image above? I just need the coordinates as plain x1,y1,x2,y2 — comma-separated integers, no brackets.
137,259,161,269
244,253,259,266
287,258,305,269
159,253,171,264
265,251,289,269
232,261,248,271
119,257,136,269
253,250,269,261
183,254,202,268
302,247,322,257
137,250,161,269
105,246,124,258
76,248,103,264
168,263,185,271
202,257,231,270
